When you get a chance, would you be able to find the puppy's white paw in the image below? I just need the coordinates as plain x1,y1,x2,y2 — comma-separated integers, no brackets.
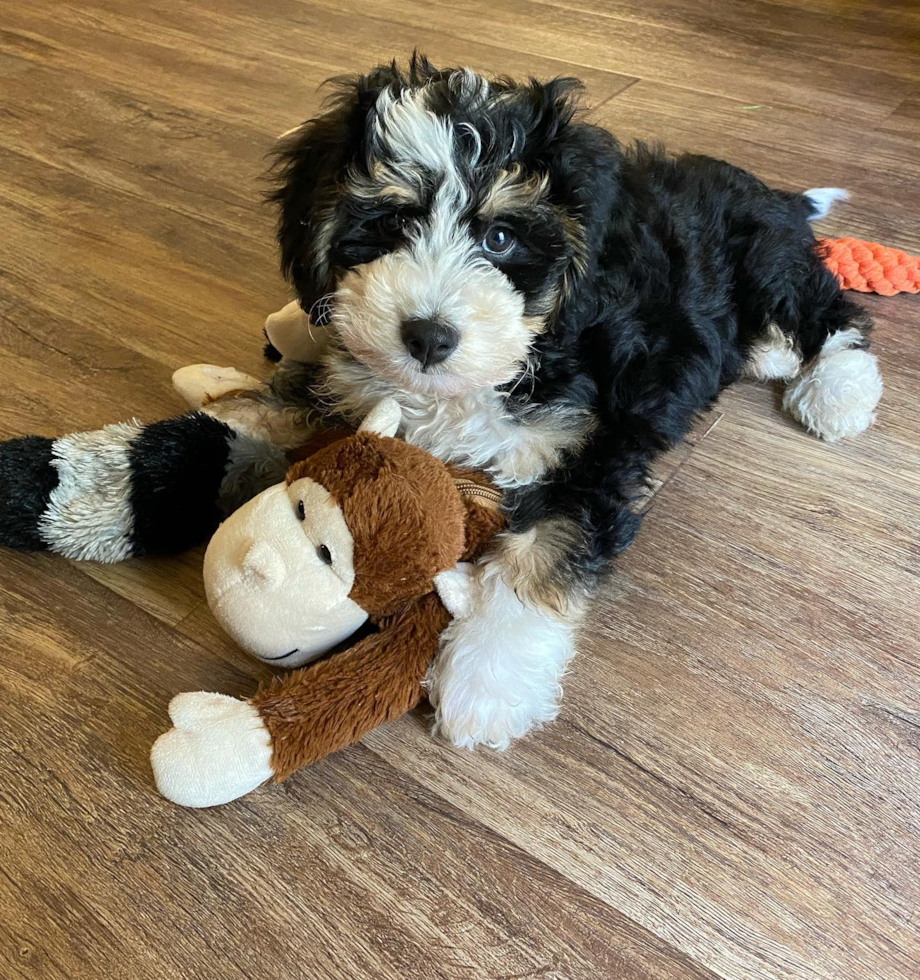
172,365,262,409
427,563,574,751
432,660,563,751
151,692,273,807
784,334,882,441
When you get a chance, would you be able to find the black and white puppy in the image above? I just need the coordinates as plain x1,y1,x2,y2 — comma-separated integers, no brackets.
263,55,882,749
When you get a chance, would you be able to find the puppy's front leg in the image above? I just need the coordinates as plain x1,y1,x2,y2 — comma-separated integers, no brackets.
427,518,588,750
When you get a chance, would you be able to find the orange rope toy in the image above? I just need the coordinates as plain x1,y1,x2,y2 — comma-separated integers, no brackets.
818,237,920,296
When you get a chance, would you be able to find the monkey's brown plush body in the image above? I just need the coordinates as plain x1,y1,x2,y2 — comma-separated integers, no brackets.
254,438,503,781
151,399,504,807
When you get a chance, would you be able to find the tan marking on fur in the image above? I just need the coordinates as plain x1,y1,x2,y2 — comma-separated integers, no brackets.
479,165,550,218
495,517,589,620
203,389,319,450
561,213,589,280
523,312,550,336
347,162,421,204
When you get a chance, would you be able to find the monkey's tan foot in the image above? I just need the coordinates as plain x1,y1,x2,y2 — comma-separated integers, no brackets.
265,300,331,363
172,364,263,409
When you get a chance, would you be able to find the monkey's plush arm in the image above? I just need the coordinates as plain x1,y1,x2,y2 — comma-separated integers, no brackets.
151,592,450,807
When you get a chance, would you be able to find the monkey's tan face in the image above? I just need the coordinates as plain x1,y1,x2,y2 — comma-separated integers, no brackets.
203,479,368,667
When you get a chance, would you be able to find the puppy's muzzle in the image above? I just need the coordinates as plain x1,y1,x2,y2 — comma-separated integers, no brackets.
400,318,459,370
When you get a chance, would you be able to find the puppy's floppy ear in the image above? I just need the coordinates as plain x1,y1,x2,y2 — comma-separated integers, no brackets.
268,63,403,321
520,76,583,147
514,78,623,324
546,117,623,330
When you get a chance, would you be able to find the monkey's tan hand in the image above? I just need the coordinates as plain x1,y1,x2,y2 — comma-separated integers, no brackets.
151,692,273,808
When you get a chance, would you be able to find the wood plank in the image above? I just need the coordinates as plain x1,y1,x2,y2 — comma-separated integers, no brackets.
366,391,920,979
0,551,717,980
299,0,917,124
0,0,634,138
528,0,920,81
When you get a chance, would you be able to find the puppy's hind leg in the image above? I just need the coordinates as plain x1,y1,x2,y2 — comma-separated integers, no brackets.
781,284,882,443
742,322,803,382
783,327,882,441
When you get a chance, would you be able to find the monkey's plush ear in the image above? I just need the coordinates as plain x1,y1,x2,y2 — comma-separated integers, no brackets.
357,398,402,438
433,563,474,618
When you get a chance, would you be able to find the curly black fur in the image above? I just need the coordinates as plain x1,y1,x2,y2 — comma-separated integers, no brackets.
503,146,870,578
270,55,871,588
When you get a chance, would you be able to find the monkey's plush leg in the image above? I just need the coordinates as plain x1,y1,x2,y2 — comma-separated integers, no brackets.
151,594,449,807
172,364,263,409
264,300,332,363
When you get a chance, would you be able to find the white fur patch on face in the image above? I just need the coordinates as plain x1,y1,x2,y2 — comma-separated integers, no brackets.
39,421,144,562
332,237,531,396
331,81,542,397
783,327,882,441
373,84,466,177
344,83,468,207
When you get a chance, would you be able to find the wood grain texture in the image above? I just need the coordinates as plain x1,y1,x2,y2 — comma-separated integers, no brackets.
0,1,918,978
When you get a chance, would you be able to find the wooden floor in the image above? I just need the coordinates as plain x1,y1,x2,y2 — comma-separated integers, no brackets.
1,2,918,978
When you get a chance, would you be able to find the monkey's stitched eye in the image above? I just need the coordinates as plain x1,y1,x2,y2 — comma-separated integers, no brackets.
317,544,333,565
296,500,305,521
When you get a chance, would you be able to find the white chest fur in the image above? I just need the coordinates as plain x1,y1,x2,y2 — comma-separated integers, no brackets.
320,352,593,488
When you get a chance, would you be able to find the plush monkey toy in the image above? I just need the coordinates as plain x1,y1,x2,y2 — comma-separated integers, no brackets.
150,399,505,808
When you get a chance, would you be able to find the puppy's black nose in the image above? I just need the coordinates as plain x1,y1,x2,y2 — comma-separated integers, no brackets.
400,318,459,369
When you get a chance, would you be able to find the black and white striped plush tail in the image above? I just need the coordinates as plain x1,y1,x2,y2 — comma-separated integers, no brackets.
0,412,287,562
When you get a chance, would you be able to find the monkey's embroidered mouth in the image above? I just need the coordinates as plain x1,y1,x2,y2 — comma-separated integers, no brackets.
261,648,299,662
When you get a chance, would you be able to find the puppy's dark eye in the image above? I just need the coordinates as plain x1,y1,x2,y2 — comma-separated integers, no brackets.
482,225,516,256
379,213,407,236
296,500,305,521
317,544,333,565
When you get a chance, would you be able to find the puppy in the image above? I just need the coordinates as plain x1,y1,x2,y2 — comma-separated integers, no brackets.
251,54,882,749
